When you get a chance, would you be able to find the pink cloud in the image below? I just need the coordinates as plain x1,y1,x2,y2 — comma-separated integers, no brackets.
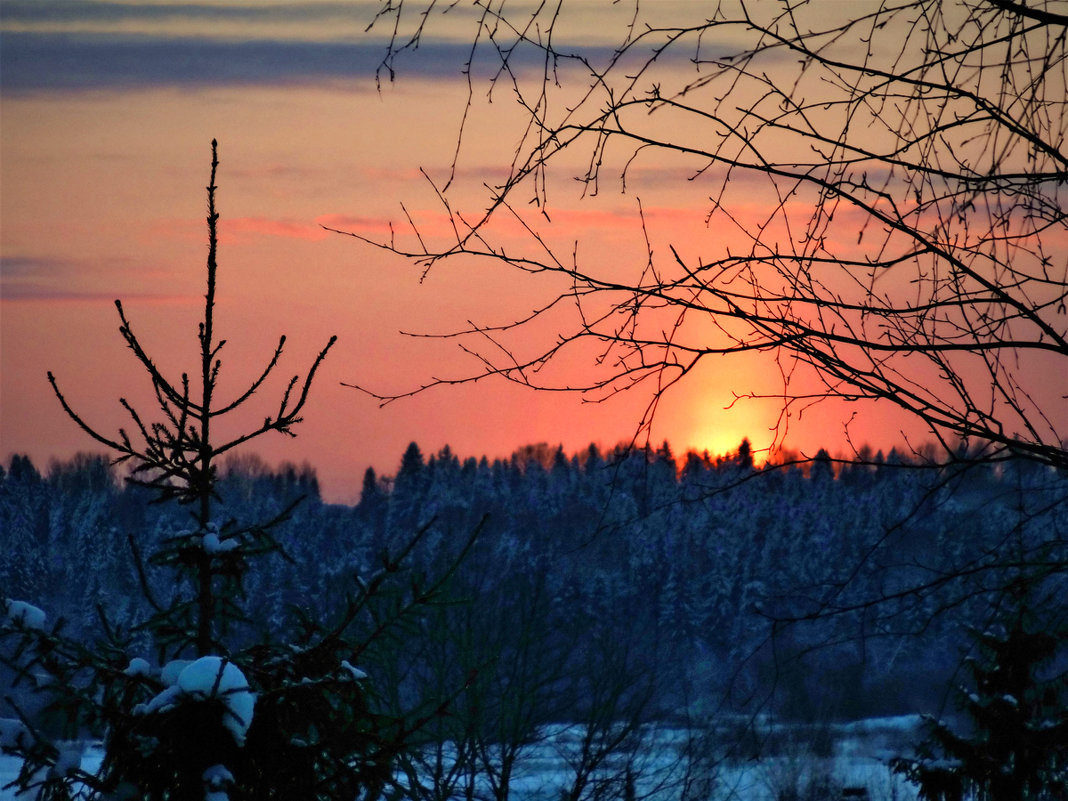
315,214,399,235
223,216,328,242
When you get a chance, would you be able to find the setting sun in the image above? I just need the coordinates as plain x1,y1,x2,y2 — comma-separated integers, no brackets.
677,401,770,464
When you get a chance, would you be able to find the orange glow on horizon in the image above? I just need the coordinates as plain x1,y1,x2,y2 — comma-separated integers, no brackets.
684,427,755,464
671,394,770,464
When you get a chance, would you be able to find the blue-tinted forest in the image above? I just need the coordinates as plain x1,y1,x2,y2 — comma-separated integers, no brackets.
3,442,1065,727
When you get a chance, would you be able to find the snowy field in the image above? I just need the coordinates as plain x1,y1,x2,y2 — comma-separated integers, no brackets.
0,716,921,800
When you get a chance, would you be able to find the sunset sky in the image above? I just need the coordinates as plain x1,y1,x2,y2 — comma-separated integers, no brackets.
1,1,940,502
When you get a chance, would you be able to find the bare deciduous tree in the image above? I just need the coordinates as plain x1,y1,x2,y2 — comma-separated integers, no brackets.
345,0,1067,472
345,7,1068,789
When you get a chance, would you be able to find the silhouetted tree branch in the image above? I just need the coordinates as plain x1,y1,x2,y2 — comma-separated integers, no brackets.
350,0,1066,472
350,8,1068,788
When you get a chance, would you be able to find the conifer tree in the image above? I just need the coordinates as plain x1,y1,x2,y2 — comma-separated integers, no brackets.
1,142,467,801
893,606,1068,801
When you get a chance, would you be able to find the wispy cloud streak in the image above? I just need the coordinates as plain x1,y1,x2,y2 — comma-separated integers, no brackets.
0,33,481,91
0,256,188,303
1,0,627,94
2,1,358,28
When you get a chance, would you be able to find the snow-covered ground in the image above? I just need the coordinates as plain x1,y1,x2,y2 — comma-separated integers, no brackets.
0,717,921,800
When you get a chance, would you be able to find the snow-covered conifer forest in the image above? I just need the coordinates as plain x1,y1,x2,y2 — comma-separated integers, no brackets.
3,442,1066,799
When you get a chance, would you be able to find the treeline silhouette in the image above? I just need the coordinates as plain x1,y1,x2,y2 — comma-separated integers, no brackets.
3,441,1062,723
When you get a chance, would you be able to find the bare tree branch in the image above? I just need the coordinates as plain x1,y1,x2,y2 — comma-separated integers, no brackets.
354,0,1067,471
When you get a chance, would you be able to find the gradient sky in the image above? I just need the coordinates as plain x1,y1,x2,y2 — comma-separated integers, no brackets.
1,1,937,502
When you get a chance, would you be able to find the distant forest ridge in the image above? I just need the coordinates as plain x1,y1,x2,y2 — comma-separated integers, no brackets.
4,442,1062,722
2,435,1007,508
